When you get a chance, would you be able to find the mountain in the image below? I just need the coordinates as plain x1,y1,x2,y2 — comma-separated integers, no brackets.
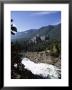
11,23,61,43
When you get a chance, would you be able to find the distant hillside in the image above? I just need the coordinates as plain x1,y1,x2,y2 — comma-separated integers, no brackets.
11,23,61,43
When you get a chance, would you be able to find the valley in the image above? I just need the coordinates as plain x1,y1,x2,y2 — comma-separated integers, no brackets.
11,23,61,79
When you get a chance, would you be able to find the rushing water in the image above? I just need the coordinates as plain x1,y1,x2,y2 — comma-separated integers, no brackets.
20,58,61,79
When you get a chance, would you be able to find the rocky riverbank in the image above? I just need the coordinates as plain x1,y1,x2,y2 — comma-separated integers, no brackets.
11,50,61,79
20,50,61,69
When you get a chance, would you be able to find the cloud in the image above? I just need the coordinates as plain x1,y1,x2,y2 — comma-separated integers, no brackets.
31,11,58,16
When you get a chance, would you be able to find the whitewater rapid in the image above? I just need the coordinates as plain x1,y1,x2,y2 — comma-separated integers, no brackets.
21,58,61,79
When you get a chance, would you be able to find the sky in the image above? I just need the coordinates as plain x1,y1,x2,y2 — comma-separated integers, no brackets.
11,11,61,32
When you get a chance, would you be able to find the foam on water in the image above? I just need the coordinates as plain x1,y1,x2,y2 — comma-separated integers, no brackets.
21,58,61,79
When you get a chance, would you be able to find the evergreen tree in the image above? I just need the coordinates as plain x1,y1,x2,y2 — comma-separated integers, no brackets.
11,19,17,35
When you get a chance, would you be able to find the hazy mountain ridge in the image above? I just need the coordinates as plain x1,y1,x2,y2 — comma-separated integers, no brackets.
11,23,61,42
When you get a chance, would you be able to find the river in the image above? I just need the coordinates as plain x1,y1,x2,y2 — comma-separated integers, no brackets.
14,57,61,79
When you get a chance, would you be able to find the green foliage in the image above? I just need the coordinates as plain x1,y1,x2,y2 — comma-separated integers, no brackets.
36,36,42,43
50,40,61,57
